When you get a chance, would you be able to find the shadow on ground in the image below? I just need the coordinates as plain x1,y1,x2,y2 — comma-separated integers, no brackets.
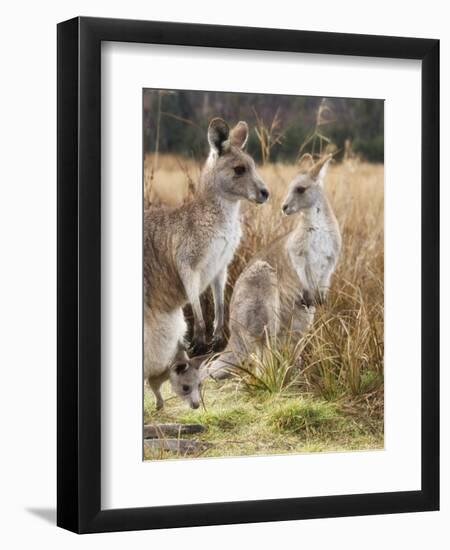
26,507,56,525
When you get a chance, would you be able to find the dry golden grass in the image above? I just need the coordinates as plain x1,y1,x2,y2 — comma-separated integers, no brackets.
143,153,384,457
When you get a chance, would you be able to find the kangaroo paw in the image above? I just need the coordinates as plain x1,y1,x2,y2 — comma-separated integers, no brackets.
189,338,209,357
210,332,226,352
300,289,314,308
155,400,164,411
314,288,329,306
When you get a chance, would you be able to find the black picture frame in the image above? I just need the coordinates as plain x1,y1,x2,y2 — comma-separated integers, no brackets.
57,16,439,534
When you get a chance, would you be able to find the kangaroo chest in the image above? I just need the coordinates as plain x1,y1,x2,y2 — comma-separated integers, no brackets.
199,207,242,291
307,228,335,275
288,225,336,288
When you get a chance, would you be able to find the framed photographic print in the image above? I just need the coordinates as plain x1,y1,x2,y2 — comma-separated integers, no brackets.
57,17,439,533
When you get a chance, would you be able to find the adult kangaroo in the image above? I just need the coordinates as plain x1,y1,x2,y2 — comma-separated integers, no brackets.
207,154,341,380
144,118,269,408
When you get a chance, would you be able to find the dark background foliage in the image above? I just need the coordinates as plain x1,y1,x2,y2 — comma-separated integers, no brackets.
143,89,384,163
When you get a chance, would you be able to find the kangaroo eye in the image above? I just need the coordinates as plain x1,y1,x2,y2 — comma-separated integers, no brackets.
233,165,246,176
296,186,306,194
182,385,190,393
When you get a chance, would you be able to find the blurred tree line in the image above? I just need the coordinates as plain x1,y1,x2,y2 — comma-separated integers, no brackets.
143,89,384,163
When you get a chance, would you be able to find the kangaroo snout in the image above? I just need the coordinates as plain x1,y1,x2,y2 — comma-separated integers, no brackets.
256,187,270,204
282,203,291,215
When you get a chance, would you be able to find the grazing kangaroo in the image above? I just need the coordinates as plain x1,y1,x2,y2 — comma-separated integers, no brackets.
144,118,269,408
144,342,204,410
207,154,341,379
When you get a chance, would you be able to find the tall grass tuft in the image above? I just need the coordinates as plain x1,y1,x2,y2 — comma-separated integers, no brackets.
253,108,285,165
228,332,303,396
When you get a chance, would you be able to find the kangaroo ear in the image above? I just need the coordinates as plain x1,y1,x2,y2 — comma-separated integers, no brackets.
309,154,332,183
171,361,189,375
230,121,249,149
208,118,230,155
297,153,314,173
189,353,212,370
173,345,189,364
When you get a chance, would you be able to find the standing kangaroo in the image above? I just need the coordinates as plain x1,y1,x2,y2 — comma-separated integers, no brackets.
144,118,269,408
207,154,341,379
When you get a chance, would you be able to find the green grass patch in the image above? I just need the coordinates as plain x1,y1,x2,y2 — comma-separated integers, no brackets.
268,398,338,435
144,377,383,460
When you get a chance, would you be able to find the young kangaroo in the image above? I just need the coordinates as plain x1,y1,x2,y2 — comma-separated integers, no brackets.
144,118,269,407
207,154,341,379
144,341,204,410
